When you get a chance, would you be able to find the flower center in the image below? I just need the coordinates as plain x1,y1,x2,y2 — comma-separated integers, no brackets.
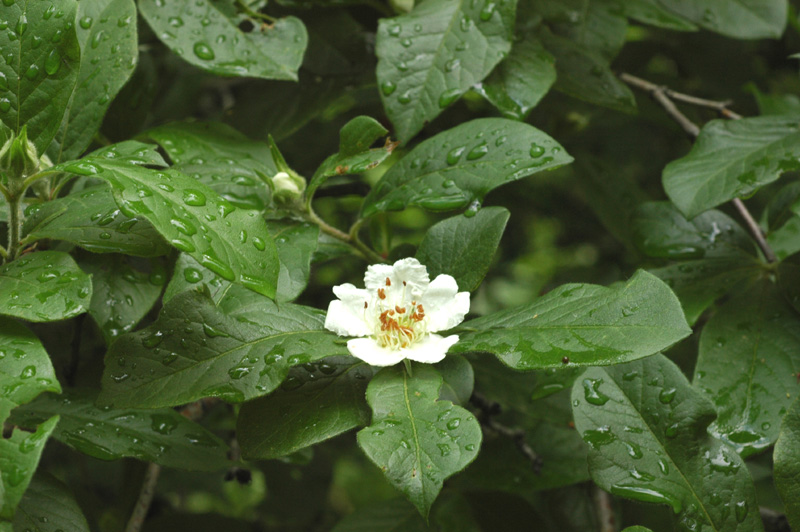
367,277,427,350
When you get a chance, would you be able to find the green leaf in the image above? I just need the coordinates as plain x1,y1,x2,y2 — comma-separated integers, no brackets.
356,364,482,517
0,251,91,323
237,356,375,459
435,354,474,406
572,354,764,532
0,416,59,520
451,270,691,369
144,121,276,210
78,254,165,343
138,0,307,80
22,185,171,257
306,118,395,203
0,317,61,421
375,0,516,142
47,0,138,163
98,287,349,408
0,0,80,152
540,0,627,60
10,389,230,471
361,118,573,218
454,388,590,495
164,219,318,304
416,207,509,292
621,527,655,532
330,498,429,532
538,28,636,114
475,34,556,121
656,0,787,39
339,116,389,157
694,280,800,457
663,115,800,219
632,202,762,324
774,396,800,530
12,474,90,532
56,141,280,298
616,0,697,31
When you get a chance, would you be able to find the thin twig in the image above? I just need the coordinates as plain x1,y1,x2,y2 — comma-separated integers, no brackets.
620,72,777,263
124,462,161,532
592,486,617,532
470,392,542,473
619,73,742,119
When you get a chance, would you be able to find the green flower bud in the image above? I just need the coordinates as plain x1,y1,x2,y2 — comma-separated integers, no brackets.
271,170,305,203
0,126,40,182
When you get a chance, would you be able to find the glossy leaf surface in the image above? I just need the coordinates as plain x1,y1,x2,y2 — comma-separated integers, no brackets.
0,251,91,323
452,270,691,369
572,354,763,532
357,364,481,517
416,207,509,292
375,0,515,142
663,115,800,218
0,0,80,152
98,287,348,408
774,396,800,530
139,0,307,80
657,0,787,39
361,118,572,218
10,389,230,470
12,474,89,532
22,185,170,257
694,281,800,457
238,357,374,459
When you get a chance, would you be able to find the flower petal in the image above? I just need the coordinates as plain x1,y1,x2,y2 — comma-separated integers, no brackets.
347,337,407,366
390,257,430,296
364,264,395,291
324,283,371,337
423,274,470,332
404,334,459,364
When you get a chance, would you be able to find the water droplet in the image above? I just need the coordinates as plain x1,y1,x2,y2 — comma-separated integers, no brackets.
79,16,93,29
438,88,461,108
479,1,496,21
466,141,489,160
437,443,451,456
446,146,465,165
20,365,36,378
228,365,251,379
142,331,163,348
665,423,679,438
0,98,10,112
90,29,104,48
183,189,207,206
64,162,101,175
162,352,178,365
734,500,748,522
387,23,401,36
582,378,610,405
252,236,266,251
659,388,677,404
530,144,545,158
380,80,396,96
397,91,411,104
446,418,460,430
150,414,178,435
610,485,682,514
203,323,229,338
183,268,203,283
15,13,26,36
193,42,215,60
584,426,615,448
44,49,61,75
24,64,39,80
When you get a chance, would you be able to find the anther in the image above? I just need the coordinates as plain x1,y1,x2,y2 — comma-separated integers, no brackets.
364,301,368,309
395,305,406,314
385,277,391,286
378,288,386,299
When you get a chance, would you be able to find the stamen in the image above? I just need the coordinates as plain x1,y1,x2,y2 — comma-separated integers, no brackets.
395,305,406,314
377,288,386,300
403,281,407,286
385,277,391,286
364,301,368,309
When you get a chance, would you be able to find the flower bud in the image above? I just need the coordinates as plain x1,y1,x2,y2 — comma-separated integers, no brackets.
0,126,40,182
271,171,305,203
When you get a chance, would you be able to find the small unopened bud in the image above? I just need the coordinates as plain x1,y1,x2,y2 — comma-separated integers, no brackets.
271,171,305,203
390,0,414,13
0,126,40,181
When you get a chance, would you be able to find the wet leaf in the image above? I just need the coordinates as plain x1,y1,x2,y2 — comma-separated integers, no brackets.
237,357,375,459
12,473,90,532
656,0,787,39
774,396,800,530
572,354,763,532
663,115,800,219
0,0,80,152
22,185,170,257
98,287,348,408
139,0,307,80
375,0,516,142
10,388,230,471
451,270,691,369
356,364,482,517
416,207,509,292
145,121,276,210
78,253,165,343
47,0,137,163
694,280,800,457
0,251,92,323
361,118,572,218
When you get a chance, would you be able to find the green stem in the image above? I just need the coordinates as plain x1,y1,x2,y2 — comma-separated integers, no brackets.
235,0,276,23
7,193,22,261
306,208,385,263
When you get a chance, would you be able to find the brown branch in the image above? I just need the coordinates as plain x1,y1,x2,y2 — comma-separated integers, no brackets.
124,462,161,532
593,486,617,532
470,392,542,473
620,72,777,263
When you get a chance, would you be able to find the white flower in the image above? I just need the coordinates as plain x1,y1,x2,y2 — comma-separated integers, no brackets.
272,171,301,195
324,258,470,367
